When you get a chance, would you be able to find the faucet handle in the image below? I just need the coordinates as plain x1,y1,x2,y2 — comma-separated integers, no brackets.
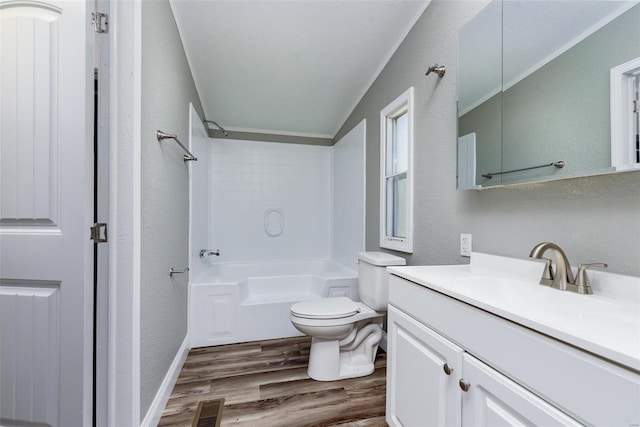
573,263,608,294
539,257,555,285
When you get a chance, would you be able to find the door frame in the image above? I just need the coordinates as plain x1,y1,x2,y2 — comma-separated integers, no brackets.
108,0,142,425
94,0,111,425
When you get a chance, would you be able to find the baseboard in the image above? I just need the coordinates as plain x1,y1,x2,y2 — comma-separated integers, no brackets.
379,330,388,352
141,333,190,427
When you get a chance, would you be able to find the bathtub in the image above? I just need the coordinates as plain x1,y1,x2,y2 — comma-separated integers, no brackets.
189,259,359,347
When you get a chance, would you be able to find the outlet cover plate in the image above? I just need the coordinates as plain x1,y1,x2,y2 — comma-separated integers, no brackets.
460,233,472,257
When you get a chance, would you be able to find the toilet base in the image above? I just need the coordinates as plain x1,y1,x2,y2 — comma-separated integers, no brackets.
307,319,382,381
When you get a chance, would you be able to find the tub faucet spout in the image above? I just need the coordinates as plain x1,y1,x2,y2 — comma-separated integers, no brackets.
200,249,220,258
529,242,574,290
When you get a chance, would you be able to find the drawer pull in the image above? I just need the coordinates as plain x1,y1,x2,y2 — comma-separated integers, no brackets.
459,379,470,392
443,363,453,375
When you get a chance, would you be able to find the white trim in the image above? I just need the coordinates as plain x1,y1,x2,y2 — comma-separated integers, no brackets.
361,119,367,254
611,56,640,171
330,142,335,262
95,0,111,425
379,87,414,254
140,334,190,427
332,1,432,137
108,0,141,425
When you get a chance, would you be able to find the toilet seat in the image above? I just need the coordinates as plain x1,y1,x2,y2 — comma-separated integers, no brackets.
290,300,382,329
290,297,360,320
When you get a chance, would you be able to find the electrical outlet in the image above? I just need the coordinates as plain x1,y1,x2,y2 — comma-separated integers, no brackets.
460,233,472,257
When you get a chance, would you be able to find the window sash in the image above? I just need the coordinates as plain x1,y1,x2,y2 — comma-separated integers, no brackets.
386,108,409,176
385,173,407,239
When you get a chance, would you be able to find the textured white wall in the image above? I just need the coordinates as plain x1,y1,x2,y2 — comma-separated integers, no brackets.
334,0,640,276
332,120,366,270
209,139,332,262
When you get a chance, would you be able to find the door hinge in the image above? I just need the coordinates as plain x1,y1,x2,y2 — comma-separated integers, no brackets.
91,12,108,33
634,100,639,114
90,223,108,243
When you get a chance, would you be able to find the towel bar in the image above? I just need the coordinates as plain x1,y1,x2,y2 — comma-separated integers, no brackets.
157,130,197,162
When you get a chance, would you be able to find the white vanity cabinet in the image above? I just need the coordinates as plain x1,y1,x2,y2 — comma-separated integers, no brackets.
386,305,463,426
460,354,582,426
387,306,581,427
386,273,640,427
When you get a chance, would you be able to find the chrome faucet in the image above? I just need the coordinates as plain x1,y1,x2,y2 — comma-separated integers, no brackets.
200,249,220,258
529,242,607,294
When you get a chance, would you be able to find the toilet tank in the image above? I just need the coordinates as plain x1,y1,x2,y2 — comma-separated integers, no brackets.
357,251,406,311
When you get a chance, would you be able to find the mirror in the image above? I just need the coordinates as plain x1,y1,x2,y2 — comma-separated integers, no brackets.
457,0,640,189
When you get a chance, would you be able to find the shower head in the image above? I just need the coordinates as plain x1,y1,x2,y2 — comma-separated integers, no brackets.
203,119,229,137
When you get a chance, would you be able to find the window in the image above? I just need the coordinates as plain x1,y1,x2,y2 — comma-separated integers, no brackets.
380,87,414,253
610,57,640,170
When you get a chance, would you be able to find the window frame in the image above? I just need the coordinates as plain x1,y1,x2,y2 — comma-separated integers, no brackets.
610,57,640,170
379,87,414,253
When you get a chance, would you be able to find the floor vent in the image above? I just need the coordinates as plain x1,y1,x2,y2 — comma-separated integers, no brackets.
193,398,224,427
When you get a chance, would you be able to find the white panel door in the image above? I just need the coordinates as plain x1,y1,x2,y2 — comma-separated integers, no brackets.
386,305,463,427
0,1,93,426
461,354,582,426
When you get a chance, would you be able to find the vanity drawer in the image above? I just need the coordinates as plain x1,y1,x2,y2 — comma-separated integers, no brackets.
389,275,640,426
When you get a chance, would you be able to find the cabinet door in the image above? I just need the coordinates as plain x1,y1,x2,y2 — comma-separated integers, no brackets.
387,305,464,427
461,354,582,426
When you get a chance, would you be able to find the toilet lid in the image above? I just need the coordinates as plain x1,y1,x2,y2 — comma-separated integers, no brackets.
290,297,360,319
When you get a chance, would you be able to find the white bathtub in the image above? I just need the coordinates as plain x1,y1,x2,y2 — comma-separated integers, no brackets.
189,259,359,347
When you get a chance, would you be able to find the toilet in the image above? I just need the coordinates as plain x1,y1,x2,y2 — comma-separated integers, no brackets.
289,251,406,381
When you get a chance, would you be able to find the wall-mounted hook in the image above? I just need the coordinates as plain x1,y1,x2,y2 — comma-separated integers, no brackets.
426,64,446,78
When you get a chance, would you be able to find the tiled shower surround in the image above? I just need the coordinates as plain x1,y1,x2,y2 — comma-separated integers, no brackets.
209,139,333,262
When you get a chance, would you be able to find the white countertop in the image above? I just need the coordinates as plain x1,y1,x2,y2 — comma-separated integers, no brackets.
387,252,640,372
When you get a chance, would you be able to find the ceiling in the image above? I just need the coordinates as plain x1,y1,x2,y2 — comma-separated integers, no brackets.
169,0,430,139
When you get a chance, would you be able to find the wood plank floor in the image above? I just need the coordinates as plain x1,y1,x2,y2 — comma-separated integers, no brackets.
159,336,388,427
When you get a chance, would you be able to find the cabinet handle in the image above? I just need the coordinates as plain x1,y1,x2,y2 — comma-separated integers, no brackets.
443,363,453,375
459,379,471,392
